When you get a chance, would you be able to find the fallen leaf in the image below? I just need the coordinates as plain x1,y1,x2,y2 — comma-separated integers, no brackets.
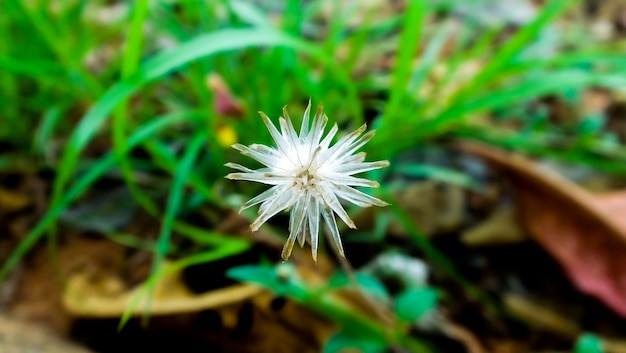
605,338,626,353
0,314,95,353
503,293,580,337
461,206,527,246
0,188,30,211
11,238,126,334
458,141,626,318
377,181,465,237
438,316,488,353
63,263,263,317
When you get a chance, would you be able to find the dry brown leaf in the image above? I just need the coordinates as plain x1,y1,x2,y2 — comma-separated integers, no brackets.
461,206,527,245
388,181,465,237
10,238,126,334
503,294,580,337
0,188,30,211
605,338,626,353
459,141,626,318
438,315,488,353
63,263,263,317
0,314,95,353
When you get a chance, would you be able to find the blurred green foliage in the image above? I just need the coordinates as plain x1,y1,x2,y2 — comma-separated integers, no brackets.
1,0,625,350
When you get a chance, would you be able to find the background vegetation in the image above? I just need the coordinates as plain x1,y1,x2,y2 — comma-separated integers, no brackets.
1,0,626,352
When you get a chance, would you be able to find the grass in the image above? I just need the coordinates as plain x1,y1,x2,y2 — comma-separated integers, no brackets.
2,0,626,351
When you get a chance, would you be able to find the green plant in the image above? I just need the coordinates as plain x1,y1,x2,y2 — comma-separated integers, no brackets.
228,263,438,353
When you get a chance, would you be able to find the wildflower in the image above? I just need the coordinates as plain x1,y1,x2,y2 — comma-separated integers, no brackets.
226,102,389,261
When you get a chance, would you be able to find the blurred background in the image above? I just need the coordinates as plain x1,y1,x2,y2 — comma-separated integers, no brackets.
1,0,626,352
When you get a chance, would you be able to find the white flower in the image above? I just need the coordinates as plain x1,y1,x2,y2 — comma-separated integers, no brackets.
226,102,389,261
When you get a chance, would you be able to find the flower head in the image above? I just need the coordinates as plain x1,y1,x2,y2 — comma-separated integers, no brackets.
226,102,389,261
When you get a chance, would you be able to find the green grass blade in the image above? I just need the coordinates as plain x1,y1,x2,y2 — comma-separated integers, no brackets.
113,0,158,216
170,241,252,270
151,133,206,284
118,239,250,328
384,0,427,122
454,0,579,99
372,68,624,159
143,140,219,203
228,0,273,27
12,0,100,93
394,164,480,190
419,26,498,117
33,105,64,157
51,28,328,210
121,0,150,78
473,0,578,85
0,57,65,81
0,111,197,282
172,222,250,247
450,70,626,121
407,20,455,94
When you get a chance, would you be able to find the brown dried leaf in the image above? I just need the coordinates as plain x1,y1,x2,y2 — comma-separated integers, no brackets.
10,238,126,334
461,207,527,246
63,263,262,317
503,294,580,337
0,314,95,353
459,141,626,318
385,181,464,237
0,188,30,211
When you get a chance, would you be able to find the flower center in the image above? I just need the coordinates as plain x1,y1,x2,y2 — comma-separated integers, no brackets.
294,169,316,190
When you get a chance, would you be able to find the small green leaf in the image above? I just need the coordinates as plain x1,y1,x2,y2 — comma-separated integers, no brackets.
394,164,481,190
574,334,604,353
324,330,387,353
227,264,309,300
356,273,390,301
395,287,438,322
577,113,605,136
328,272,390,301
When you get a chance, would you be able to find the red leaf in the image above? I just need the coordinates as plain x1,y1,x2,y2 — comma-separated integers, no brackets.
459,141,626,317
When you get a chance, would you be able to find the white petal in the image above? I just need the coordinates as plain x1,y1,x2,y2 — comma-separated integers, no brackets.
307,106,328,147
320,124,366,163
335,184,389,207
319,123,338,150
249,144,283,159
321,174,380,188
291,194,309,234
279,117,299,147
298,216,308,247
308,198,320,261
226,172,293,185
251,189,299,231
320,205,344,258
331,160,390,175
314,182,356,229
339,152,366,164
224,162,255,173
232,144,282,168
335,130,376,161
299,99,312,137
282,195,308,260
259,111,296,160
240,185,284,212
281,233,297,261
